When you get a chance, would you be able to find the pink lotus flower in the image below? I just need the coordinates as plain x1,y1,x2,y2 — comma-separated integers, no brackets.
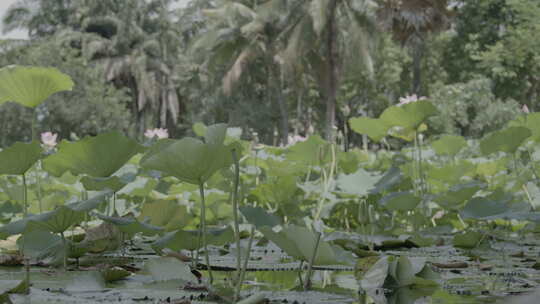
41,132,58,148
398,94,427,107
522,104,530,114
282,134,307,147
144,128,169,139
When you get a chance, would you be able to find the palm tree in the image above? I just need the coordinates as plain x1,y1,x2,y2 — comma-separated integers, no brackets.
64,0,183,137
4,0,183,138
191,0,293,145
2,0,76,38
375,0,453,94
279,0,378,142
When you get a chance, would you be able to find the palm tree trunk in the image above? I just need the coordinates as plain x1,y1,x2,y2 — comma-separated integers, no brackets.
412,39,425,95
268,56,288,146
325,0,339,143
275,67,289,145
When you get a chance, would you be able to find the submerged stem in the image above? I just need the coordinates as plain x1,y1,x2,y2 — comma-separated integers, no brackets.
304,232,322,290
22,174,28,217
231,149,242,282
61,232,67,270
198,182,213,284
235,226,255,302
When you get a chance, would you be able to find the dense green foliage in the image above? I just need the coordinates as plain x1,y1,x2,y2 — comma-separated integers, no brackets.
1,0,539,146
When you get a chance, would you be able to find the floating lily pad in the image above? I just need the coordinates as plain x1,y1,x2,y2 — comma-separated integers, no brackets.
152,227,234,252
0,192,111,238
95,214,163,236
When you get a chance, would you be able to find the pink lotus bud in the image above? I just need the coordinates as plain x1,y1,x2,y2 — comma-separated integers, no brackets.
522,104,530,114
41,132,58,148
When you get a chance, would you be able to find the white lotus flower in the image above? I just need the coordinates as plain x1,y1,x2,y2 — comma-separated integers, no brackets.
144,128,169,139
41,132,58,148
397,94,427,107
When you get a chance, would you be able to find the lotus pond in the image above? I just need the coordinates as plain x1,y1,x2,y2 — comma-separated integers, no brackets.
1,66,540,303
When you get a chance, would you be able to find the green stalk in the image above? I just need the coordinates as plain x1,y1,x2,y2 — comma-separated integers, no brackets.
304,231,322,290
234,226,255,302
35,163,43,213
231,149,242,282
198,181,213,284
60,232,67,270
314,144,336,221
22,173,30,294
22,174,28,217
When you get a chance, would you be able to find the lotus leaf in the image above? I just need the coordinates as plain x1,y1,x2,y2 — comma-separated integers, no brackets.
0,141,42,175
43,131,144,177
0,65,74,108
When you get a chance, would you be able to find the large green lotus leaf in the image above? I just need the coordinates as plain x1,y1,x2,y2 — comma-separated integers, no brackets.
239,206,281,228
460,197,508,220
359,256,389,290
336,168,381,196
338,149,369,174
141,125,234,185
0,65,74,108
480,127,531,155
474,157,509,177
144,257,197,283
349,117,390,142
371,166,402,194
388,255,416,287
251,175,298,204
152,227,234,252
434,182,485,210
42,132,144,177
380,100,438,130
17,228,64,261
286,135,331,166
80,175,130,192
509,112,540,142
431,135,467,157
380,191,421,212
461,197,530,221
452,231,484,249
138,199,191,231
262,158,305,177
0,141,42,175
204,123,227,145
426,160,475,184
118,177,158,197
0,192,111,238
193,122,207,137
95,214,163,236
259,225,353,265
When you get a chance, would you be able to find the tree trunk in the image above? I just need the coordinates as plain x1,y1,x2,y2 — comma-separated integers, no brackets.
268,55,288,146
412,39,425,95
325,0,339,143
274,67,289,145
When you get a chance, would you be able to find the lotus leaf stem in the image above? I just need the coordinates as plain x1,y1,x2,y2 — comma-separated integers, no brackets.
304,231,322,290
235,226,255,302
198,181,213,284
231,149,242,282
